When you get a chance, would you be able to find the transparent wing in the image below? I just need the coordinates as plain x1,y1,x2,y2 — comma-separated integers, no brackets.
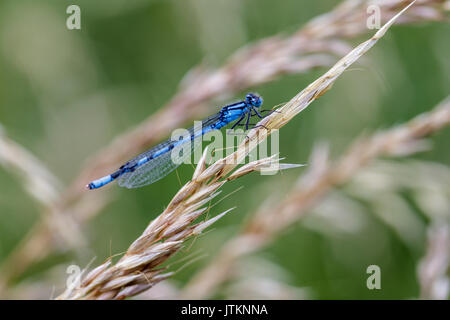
200,112,223,129
117,138,200,188
117,113,222,189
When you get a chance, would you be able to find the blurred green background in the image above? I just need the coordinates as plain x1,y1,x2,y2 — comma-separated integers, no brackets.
0,0,449,299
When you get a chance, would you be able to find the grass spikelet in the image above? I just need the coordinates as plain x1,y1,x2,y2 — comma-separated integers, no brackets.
182,96,450,299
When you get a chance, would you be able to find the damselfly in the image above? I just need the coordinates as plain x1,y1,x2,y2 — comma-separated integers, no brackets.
87,93,269,190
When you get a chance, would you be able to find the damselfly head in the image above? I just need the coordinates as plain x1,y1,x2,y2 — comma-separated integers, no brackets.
246,93,263,108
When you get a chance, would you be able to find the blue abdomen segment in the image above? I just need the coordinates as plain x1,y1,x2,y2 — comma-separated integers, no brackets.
87,175,114,189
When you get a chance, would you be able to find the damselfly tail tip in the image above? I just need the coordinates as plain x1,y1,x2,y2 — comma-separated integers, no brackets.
85,183,94,190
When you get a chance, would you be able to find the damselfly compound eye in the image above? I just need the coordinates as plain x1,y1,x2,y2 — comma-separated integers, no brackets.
246,93,263,108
